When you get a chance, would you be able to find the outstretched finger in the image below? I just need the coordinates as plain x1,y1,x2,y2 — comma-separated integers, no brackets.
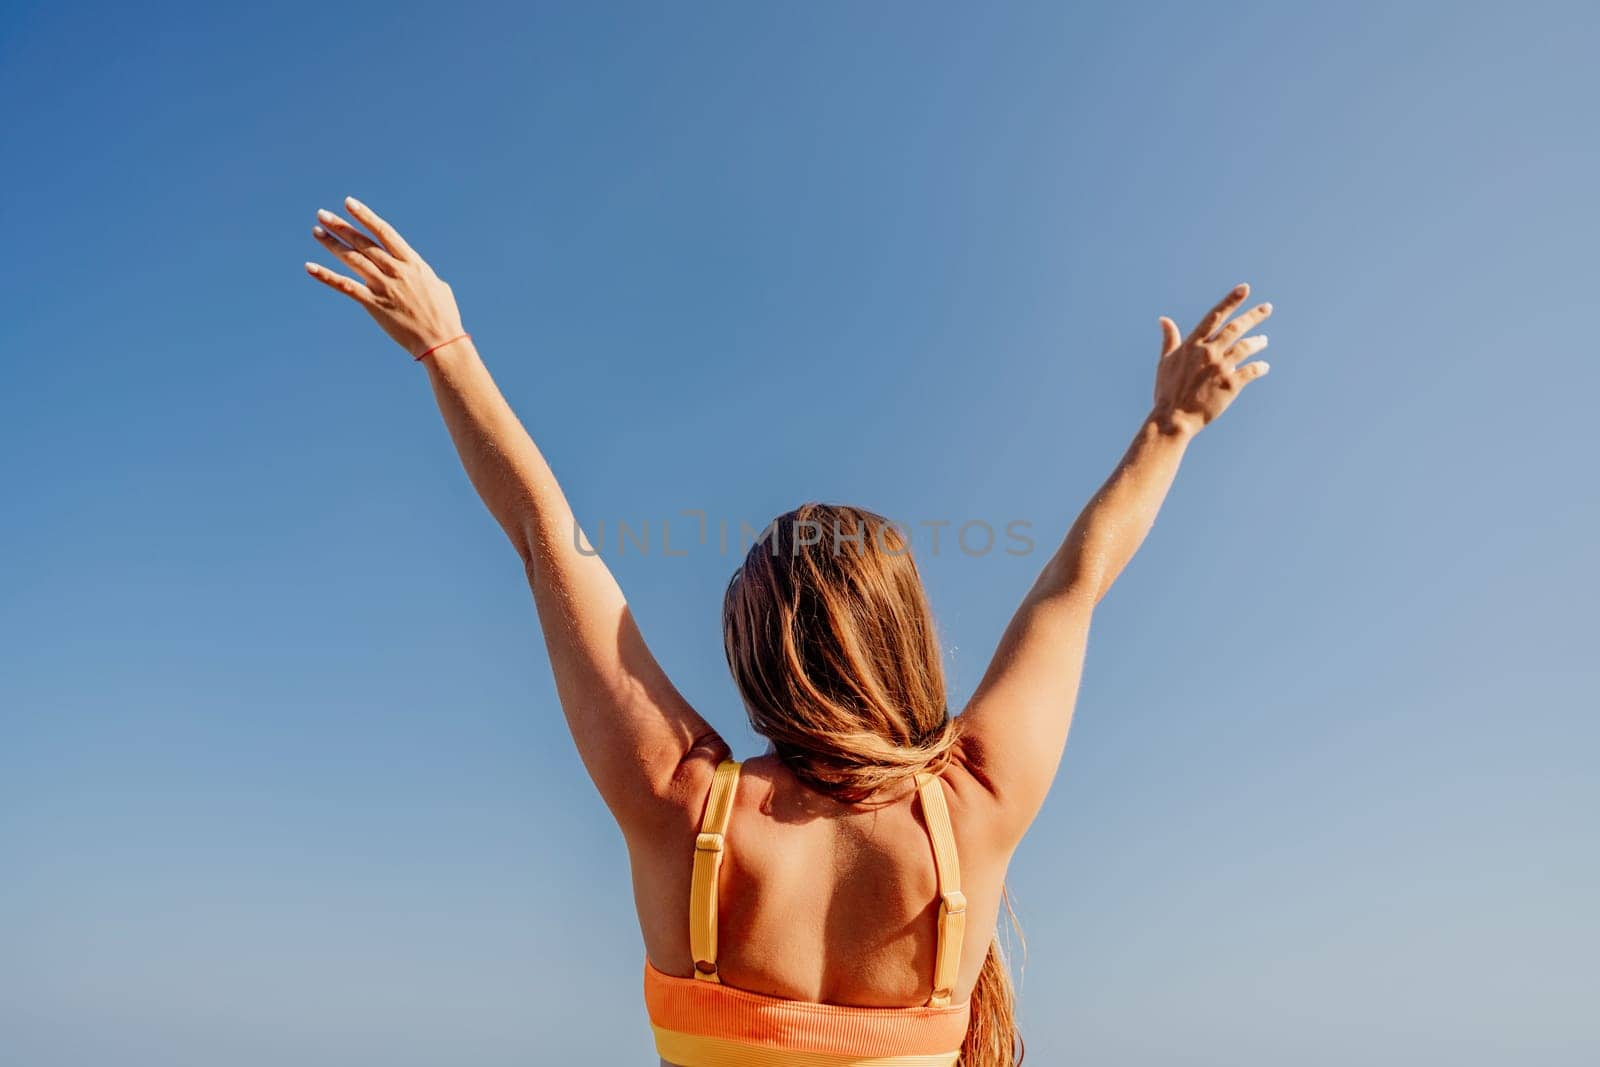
1225,334,1269,365
1188,283,1250,344
1235,359,1271,386
1159,316,1182,358
304,261,377,307
343,196,416,261
313,226,389,290
1213,302,1273,347
316,210,399,275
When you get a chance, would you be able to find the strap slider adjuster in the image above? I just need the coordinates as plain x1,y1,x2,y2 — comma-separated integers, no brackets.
941,889,968,917
696,832,725,854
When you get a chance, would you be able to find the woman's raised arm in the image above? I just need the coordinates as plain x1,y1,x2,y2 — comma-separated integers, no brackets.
954,284,1273,838
304,197,723,834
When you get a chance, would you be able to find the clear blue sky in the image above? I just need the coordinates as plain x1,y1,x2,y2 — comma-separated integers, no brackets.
3,2,1596,1064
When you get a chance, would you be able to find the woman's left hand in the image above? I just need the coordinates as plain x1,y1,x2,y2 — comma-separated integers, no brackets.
305,196,465,358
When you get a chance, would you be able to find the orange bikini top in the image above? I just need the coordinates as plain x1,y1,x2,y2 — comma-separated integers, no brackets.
643,759,972,1066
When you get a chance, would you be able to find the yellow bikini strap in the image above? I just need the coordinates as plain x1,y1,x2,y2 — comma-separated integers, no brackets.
689,758,742,983
914,771,966,1008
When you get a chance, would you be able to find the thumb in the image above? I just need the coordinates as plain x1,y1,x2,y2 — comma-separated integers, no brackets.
1158,316,1182,358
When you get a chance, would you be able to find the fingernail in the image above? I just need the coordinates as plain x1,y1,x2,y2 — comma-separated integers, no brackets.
1262,302,1273,313
317,208,335,222
346,196,363,210
304,262,318,272
312,225,326,236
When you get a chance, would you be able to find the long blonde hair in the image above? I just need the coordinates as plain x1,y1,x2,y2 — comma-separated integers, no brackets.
721,502,1022,1067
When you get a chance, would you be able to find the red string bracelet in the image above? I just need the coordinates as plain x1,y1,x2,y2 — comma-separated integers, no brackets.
414,332,472,362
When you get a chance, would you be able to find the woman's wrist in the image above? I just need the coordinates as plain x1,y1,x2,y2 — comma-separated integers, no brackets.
413,330,471,362
1145,405,1201,442
419,333,480,379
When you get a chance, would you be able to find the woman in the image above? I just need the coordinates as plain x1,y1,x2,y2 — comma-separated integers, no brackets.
305,198,1272,1067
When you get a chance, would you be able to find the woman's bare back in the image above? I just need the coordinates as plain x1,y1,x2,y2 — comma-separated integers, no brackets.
631,751,1010,1009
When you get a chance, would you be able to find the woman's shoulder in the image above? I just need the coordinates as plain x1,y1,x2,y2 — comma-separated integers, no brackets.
649,746,1018,874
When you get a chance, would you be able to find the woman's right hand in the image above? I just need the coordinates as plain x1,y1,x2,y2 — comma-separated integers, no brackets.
1152,283,1273,435
304,196,467,359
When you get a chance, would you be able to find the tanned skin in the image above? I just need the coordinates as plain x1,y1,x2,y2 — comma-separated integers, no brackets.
305,199,1271,1021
